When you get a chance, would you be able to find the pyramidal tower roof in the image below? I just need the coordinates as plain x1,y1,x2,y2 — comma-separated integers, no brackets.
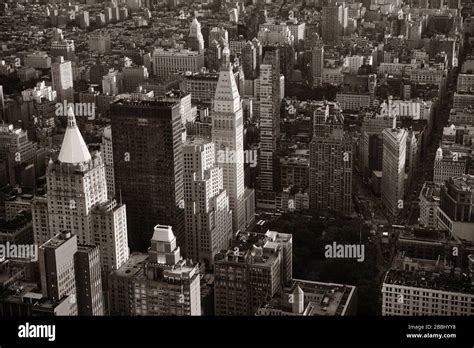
152,224,175,243
58,106,92,164
189,17,201,35
213,63,240,112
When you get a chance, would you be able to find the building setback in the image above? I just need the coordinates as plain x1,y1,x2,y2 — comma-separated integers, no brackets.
183,138,233,268
109,225,201,316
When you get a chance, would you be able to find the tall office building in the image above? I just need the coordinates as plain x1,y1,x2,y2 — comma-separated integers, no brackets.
51,57,74,103
110,99,185,251
359,116,393,178
242,41,258,79
51,38,76,62
110,225,201,316
211,63,246,232
183,138,233,268
433,146,468,185
102,69,123,96
52,28,64,42
39,231,79,316
259,48,281,194
0,85,5,122
32,108,129,286
187,17,204,54
437,175,474,243
133,225,201,315
89,33,112,55
78,11,90,29
214,231,292,315
309,106,353,213
311,41,324,87
74,245,104,316
101,126,115,199
321,4,347,43
122,66,149,92
0,124,37,187
209,27,229,48
91,199,130,286
381,122,408,217
206,40,222,72
41,108,104,245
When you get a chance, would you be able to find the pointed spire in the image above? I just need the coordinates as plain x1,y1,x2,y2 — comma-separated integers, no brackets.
222,46,230,65
213,63,241,113
215,63,239,101
58,106,92,164
435,146,443,161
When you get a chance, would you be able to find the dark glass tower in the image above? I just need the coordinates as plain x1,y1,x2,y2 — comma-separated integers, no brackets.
110,99,184,251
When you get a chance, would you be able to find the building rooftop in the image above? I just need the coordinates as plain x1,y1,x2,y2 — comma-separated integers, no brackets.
41,231,75,250
280,157,309,166
384,253,473,294
58,107,92,164
111,98,180,109
420,182,441,203
0,212,32,235
257,279,356,316
215,230,291,268
398,227,449,243
449,175,474,192
151,224,175,243
112,252,148,278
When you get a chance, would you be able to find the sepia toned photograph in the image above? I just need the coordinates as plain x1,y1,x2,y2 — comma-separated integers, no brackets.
0,0,472,345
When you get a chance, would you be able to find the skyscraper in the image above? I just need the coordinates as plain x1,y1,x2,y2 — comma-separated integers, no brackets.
39,231,79,316
381,123,407,217
110,225,201,316
321,4,347,44
74,245,104,316
187,17,204,54
101,126,115,199
438,175,474,242
359,116,393,178
110,99,185,251
41,108,104,245
0,85,4,122
0,124,37,187
51,38,76,61
211,63,246,232
208,27,229,48
311,41,324,87
242,41,258,79
309,105,353,213
51,57,74,103
32,108,129,288
258,48,281,195
206,40,222,72
214,231,292,315
183,138,233,268
88,32,112,54
133,225,201,315
91,199,130,287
